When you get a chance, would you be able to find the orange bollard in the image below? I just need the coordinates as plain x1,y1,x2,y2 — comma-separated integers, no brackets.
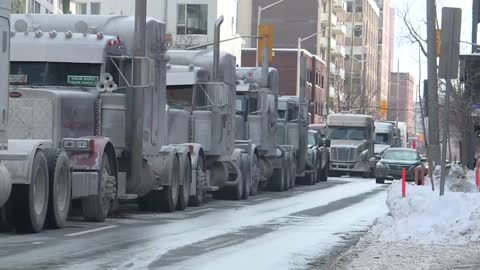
402,167,406,198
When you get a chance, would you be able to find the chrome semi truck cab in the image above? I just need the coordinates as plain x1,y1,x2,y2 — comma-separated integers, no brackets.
327,114,375,177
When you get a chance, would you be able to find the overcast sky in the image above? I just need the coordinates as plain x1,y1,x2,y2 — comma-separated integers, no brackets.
391,0,472,97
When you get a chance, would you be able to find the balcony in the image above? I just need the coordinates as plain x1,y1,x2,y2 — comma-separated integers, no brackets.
320,12,338,26
333,0,347,14
332,24,347,36
337,68,346,79
332,45,346,57
329,63,336,74
320,37,337,50
345,45,368,55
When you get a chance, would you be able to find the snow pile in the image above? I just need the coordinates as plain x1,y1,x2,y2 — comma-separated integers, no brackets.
372,165,480,243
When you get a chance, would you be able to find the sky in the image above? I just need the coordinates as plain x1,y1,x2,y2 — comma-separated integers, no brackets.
391,0,472,98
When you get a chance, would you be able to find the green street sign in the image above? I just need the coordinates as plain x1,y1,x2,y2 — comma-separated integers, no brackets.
67,75,99,86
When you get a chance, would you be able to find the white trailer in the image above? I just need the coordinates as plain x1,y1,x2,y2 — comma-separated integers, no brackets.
2,2,193,233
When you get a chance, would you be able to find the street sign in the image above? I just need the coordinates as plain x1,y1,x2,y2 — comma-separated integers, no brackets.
258,24,274,64
438,8,462,79
67,75,99,86
379,99,388,116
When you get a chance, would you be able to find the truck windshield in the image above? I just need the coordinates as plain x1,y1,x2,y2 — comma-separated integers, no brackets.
328,127,367,140
308,133,316,145
375,133,389,145
10,62,101,87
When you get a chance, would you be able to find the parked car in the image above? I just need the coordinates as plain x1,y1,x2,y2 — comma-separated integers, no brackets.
307,130,330,183
375,148,427,184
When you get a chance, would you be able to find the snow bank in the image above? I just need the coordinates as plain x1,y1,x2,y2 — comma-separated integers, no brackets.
373,165,480,243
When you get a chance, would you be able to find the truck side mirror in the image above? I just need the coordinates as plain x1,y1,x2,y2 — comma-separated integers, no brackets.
324,138,331,147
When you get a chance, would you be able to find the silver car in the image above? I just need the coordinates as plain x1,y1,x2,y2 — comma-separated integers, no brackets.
375,148,426,184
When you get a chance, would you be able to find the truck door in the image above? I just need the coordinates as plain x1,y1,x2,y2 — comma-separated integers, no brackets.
0,16,8,147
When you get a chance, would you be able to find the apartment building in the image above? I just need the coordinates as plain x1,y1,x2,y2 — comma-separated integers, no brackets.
343,0,379,114
237,0,347,120
12,0,66,14
72,0,242,62
388,72,415,133
375,0,394,112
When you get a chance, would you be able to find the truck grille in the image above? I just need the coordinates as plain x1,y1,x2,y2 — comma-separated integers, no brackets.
330,147,356,162
9,98,53,140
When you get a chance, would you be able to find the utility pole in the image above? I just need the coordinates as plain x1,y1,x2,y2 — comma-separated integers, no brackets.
256,0,285,67
326,0,332,114
348,0,356,111
427,0,441,169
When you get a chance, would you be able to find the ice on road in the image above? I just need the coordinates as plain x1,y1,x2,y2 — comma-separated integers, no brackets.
167,188,387,270
0,178,388,270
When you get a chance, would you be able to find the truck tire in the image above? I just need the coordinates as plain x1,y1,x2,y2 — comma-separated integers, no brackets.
241,153,250,200
288,153,296,189
0,199,13,232
319,162,328,182
376,178,385,184
189,155,206,207
270,161,286,192
44,149,71,229
13,150,49,233
159,155,180,212
82,152,113,222
250,154,260,196
224,162,243,201
177,155,192,211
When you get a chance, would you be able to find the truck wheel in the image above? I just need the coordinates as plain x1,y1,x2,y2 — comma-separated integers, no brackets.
0,199,13,232
83,152,114,222
13,150,49,233
224,161,243,201
250,154,260,196
177,155,192,211
159,155,180,212
289,154,297,189
189,155,206,207
319,163,328,182
270,162,285,192
44,149,71,229
242,154,250,200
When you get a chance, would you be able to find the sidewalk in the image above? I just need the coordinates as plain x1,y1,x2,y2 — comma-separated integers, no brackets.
333,228,480,270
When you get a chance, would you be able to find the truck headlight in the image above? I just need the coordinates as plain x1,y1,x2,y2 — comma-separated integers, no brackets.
62,138,93,152
359,149,369,161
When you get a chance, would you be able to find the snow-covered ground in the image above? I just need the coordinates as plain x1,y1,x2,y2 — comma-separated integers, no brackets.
334,166,480,269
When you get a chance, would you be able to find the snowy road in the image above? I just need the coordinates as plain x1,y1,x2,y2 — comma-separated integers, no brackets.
0,178,388,270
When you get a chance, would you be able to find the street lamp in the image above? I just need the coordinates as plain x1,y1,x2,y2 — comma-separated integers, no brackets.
256,0,285,66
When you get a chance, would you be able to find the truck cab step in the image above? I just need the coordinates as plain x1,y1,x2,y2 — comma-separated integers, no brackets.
206,186,220,192
117,194,138,200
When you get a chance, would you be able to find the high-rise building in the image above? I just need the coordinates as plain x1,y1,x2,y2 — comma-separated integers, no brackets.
375,0,393,116
472,0,480,52
13,0,64,14
344,0,380,114
388,72,415,133
237,0,347,117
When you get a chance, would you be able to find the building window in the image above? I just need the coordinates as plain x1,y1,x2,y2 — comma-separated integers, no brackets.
354,25,362,37
34,2,41,13
346,2,353,12
90,2,100,15
177,4,208,35
77,3,87,14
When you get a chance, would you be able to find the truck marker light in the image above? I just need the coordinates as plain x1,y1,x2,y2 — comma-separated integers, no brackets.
65,31,72,39
49,30,57,38
96,32,104,40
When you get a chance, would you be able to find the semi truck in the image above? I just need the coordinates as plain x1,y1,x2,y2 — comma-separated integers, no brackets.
374,121,399,155
165,16,254,202
0,0,12,229
234,67,296,192
326,114,375,177
276,95,324,185
2,4,200,232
